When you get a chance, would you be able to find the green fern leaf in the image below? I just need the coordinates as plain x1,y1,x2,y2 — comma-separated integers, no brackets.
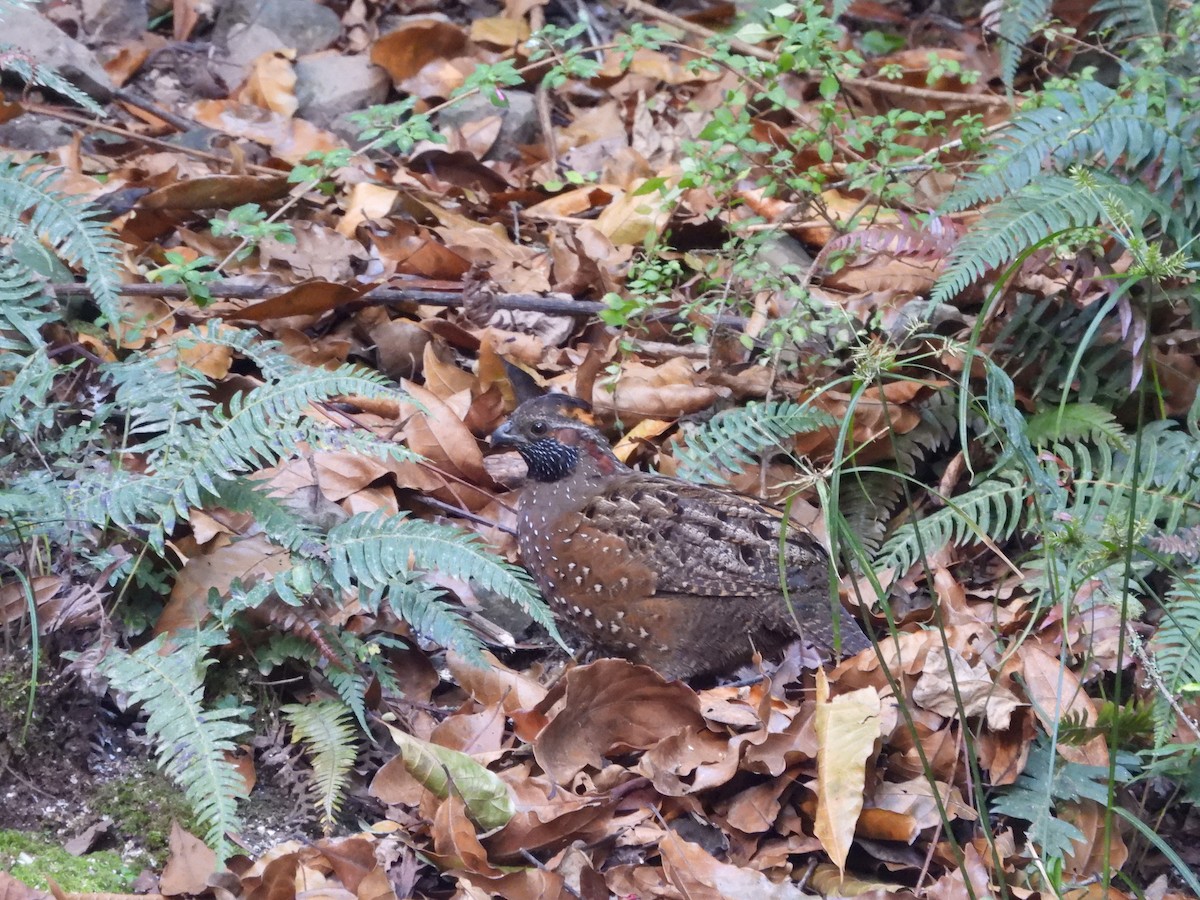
934,172,1164,303
987,0,1051,89
1151,570,1200,745
1025,403,1126,448
676,400,837,484
876,468,1029,575
992,738,1133,861
0,43,105,113
325,510,558,651
254,633,321,673
0,159,121,323
838,471,907,557
1092,0,1168,54
283,699,358,835
393,585,487,664
992,294,1132,403
891,390,959,475
94,627,250,860
0,256,57,351
80,356,404,541
941,83,1196,222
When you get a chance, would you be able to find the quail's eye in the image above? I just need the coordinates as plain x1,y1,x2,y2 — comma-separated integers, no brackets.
529,420,548,436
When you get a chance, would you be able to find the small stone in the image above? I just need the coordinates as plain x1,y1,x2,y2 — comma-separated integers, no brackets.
294,51,390,130
213,0,343,54
0,113,77,152
437,91,541,162
3,6,115,101
80,0,149,45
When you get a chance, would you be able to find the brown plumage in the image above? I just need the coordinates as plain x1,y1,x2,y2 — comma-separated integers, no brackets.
490,394,870,680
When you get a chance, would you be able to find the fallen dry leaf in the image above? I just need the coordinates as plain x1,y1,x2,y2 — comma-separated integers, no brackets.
533,659,706,783
813,668,882,876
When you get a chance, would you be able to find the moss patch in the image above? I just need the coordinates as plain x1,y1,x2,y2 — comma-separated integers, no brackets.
0,830,141,892
91,766,200,862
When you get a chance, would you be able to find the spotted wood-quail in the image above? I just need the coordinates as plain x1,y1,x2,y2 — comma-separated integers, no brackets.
490,394,871,679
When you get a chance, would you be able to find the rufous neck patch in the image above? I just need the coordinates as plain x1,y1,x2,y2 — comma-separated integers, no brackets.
582,438,618,475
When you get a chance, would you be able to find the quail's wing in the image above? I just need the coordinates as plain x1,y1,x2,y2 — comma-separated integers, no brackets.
574,473,870,655
575,473,827,597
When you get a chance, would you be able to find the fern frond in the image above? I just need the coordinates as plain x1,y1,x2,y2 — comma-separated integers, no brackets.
1092,0,1168,54
992,738,1133,860
891,389,959,475
283,699,358,835
0,159,121,324
992,294,1131,403
1025,403,1126,448
391,584,487,664
876,468,1029,575
253,633,321,673
941,83,1197,220
838,471,907,556
817,214,963,271
80,360,404,541
982,0,1051,89
211,478,328,558
0,256,56,351
94,627,249,859
0,47,106,114
324,664,370,729
676,400,837,484
934,171,1164,302
0,348,61,432
1151,568,1200,745
325,510,557,650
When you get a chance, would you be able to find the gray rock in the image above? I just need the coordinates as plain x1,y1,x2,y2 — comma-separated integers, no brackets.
209,22,288,88
294,52,389,128
212,0,342,55
80,0,149,46
438,91,541,161
2,6,115,101
756,235,815,277
0,113,77,151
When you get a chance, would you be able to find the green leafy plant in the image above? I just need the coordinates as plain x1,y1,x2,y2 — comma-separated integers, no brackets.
288,148,354,194
146,252,219,306
210,203,296,262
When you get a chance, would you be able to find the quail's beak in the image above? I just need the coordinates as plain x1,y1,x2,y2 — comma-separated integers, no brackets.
489,420,520,448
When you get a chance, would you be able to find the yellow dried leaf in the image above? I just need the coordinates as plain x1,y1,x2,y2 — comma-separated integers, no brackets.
813,668,882,877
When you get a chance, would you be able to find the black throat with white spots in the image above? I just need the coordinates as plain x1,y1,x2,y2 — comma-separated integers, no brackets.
518,439,581,482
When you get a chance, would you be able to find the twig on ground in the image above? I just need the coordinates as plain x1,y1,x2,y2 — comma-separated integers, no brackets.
24,102,280,175
48,281,751,328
